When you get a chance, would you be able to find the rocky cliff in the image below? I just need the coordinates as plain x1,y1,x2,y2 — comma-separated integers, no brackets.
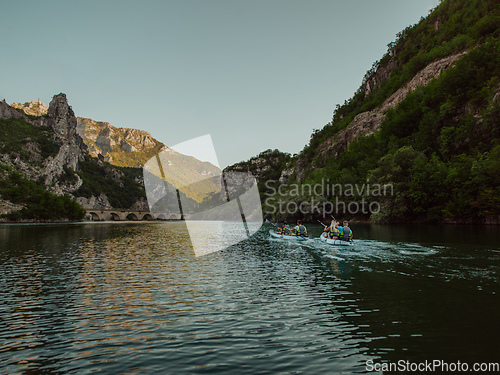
295,51,467,180
77,117,223,203
0,93,150,219
230,51,468,183
1,93,86,195
224,149,292,198
76,117,165,167
363,59,399,96
7,98,166,170
44,93,87,183
227,0,500,223
5,97,222,208
0,99,25,120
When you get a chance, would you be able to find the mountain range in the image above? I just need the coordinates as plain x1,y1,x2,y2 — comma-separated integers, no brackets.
75,115,222,203
76,117,165,168
0,93,222,221
1,0,498,223
8,101,222,205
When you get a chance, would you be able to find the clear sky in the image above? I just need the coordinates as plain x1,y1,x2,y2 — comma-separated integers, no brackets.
1,0,439,167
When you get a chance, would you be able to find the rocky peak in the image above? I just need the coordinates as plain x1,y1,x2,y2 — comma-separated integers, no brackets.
44,93,87,176
11,100,48,116
122,128,157,148
47,93,78,141
0,99,25,120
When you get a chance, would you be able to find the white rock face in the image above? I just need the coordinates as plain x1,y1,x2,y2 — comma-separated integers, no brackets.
76,194,112,210
44,143,82,185
76,116,165,167
295,52,468,180
11,100,49,116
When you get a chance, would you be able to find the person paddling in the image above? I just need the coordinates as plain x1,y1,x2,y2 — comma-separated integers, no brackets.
282,221,290,236
324,219,339,239
337,220,353,242
293,220,308,237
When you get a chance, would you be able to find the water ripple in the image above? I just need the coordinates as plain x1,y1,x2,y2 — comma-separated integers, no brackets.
0,222,498,373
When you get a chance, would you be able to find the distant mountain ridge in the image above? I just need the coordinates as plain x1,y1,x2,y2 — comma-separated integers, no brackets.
76,117,165,168
76,117,222,203
9,100,222,204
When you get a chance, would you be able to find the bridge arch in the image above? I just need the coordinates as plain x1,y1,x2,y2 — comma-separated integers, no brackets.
84,209,181,221
126,213,139,221
87,212,101,221
109,212,121,221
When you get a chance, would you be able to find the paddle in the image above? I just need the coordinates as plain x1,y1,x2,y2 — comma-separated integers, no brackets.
316,220,329,240
265,219,279,228
266,219,283,236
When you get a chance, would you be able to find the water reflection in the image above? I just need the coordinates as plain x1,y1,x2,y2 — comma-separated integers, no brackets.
0,222,498,373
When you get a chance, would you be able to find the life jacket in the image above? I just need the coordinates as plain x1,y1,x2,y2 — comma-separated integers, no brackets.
297,225,306,236
329,227,338,238
339,226,352,241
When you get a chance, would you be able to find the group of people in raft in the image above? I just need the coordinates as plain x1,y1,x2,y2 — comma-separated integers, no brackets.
276,219,353,242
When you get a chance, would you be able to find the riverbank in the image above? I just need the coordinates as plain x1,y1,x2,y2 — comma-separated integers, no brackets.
2,217,500,226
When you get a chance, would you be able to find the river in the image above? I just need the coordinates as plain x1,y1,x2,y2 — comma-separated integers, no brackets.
0,222,499,374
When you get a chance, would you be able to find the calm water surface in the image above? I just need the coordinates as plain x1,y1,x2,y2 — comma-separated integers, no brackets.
0,222,499,374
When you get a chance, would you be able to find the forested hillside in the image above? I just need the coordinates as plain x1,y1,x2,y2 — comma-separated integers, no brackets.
239,0,500,223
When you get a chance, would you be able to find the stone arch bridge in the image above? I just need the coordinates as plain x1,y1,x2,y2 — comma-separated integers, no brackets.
85,209,183,221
